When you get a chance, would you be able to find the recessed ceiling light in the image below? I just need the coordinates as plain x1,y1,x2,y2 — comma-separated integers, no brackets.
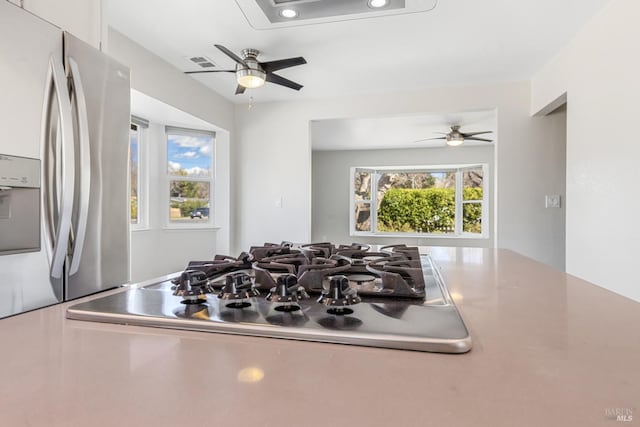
240,0,437,28
368,0,388,8
279,8,298,18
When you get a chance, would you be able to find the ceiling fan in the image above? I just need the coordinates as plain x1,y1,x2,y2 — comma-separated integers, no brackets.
185,44,307,95
415,125,493,146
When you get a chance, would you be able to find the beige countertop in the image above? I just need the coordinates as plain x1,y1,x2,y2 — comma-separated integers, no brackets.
0,247,637,427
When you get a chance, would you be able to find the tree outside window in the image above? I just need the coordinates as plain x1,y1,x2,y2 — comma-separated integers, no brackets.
351,165,487,237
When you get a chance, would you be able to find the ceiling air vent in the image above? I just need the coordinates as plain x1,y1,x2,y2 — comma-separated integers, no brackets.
188,56,217,69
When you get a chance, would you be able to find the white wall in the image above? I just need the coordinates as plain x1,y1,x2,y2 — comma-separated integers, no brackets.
9,0,103,48
107,29,235,281
107,29,234,130
531,0,640,301
234,81,567,269
312,145,495,248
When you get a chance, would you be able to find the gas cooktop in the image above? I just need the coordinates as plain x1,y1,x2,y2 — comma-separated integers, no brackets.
66,243,472,353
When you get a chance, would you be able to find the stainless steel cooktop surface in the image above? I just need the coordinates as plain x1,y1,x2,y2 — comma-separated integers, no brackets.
67,244,471,353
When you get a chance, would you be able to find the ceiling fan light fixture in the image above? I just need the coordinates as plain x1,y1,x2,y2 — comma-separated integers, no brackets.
279,8,298,18
368,0,389,8
237,68,266,88
446,135,464,146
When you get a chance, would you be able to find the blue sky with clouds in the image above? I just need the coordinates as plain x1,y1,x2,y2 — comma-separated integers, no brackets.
130,129,138,163
167,133,213,177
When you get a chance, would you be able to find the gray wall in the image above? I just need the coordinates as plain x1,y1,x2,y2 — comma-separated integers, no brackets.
541,106,566,271
312,145,495,248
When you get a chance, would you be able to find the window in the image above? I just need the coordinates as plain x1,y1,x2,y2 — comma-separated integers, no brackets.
129,116,148,229
166,126,215,225
350,164,488,237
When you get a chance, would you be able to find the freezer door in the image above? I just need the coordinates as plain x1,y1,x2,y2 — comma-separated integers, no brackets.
0,1,64,318
63,32,131,300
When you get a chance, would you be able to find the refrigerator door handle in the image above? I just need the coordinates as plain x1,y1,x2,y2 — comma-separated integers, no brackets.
41,55,75,280
41,57,56,268
67,57,90,276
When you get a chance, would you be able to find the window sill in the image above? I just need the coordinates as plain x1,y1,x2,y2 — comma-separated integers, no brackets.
162,225,221,231
351,232,488,239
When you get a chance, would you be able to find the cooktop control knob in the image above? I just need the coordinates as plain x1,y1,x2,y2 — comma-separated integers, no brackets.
319,275,361,314
266,274,309,312
172,270,214,304
218,272,260,302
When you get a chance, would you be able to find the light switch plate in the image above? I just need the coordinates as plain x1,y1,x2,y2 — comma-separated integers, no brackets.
545,195,561,208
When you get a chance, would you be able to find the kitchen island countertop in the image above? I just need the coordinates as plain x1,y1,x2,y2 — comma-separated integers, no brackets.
0,247,638,426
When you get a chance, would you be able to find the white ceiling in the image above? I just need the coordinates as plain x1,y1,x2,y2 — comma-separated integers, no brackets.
107,0,611,105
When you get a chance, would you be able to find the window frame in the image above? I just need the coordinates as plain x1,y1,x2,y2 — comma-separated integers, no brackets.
129,117,148,230
349,164,489,239
164,125,216,229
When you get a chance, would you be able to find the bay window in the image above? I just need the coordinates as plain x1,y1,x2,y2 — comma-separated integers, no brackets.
350,164,488,237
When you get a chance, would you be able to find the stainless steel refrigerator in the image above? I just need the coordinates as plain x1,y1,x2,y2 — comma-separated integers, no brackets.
0,1,131,318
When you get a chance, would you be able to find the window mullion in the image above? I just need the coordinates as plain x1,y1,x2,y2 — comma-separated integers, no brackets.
454,170,463,235
371,171,378,233
482,163,489,238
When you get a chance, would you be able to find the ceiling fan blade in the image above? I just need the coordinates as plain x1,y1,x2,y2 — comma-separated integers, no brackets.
184,70,235,74
465,137,493,142
260,57,307,73
235,85,246,95
414,137,447,142
461,131,493,137
215,44,247,66
265,73,303,91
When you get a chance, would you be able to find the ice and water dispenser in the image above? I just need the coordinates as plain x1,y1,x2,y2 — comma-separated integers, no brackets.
0,154,40,254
